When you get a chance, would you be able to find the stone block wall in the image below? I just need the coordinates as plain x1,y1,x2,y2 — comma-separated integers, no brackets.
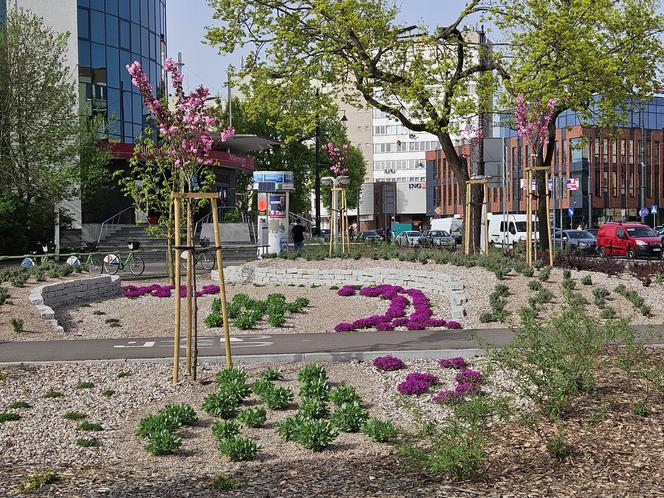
214,266,466,321
29,275,121,332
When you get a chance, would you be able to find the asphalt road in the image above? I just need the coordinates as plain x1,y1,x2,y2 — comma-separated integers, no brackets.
2,325,663,365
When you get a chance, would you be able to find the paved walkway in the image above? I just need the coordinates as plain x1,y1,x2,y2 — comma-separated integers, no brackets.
1,325,663,365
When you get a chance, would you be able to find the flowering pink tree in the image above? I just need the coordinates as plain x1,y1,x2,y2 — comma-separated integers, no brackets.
514,93,557,162
322,141,349,176
126,59,235,184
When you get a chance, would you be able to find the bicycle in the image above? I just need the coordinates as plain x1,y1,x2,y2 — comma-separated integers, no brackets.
75,241,103,275
180,237,216,271
103,241,145,276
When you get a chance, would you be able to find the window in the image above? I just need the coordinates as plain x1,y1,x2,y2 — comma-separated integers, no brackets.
629,140,634,164
79,40,91,67
611,139,617,164
90,10,105,43
131,23,140,52
106,0,119,16
612,171,618,197
106,47,119,87
77,8,89,40
91,42,105,69
119,0,130,19
603,138,609,164
120,20,130,49
106,15,118,47
620,139,626,163
594,139,600,163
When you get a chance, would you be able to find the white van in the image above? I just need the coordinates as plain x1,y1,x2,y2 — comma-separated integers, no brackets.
484,213,538,248
430,217,463,243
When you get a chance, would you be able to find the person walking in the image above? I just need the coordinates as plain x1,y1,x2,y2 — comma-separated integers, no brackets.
292,220,306,252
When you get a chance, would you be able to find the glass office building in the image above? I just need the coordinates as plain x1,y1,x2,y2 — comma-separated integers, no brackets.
77,0,166,144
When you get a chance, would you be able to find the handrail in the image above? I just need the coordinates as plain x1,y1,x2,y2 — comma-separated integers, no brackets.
193,205,241,239
289,212,313,236
97,205,136,245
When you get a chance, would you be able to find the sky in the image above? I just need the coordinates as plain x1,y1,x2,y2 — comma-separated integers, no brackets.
166,0,474,96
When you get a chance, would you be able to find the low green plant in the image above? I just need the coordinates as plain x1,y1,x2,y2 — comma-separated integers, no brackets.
633,400,649,417
204,298,224,327
136,412,182,438
117,370,132,378
101,389,115,397
479,312,495,323
238,407,267,428
215,367,248,386
538,266,551,282
76,381,95,389
562,269,572,280
93,310,106,316
259,385,294,410
329,285,339,290
546,431,570,461
330,401,369,432
20,470,61,492
298,397,329,420
11,318,23,333
329,383,361,406
44,390,64,399
291,418,339,451
105,318,121,328
259,368,283,381
201,391,241,419
362,418,397,443
297,364,328,384
528,280,543,292
276,414,308,441
209,474,243,491
218,435,260,461
0,412,21,423
581,275,593,285
267,311,286,327
161,403,198,426
211,419,241,441
234,312,257,330
600,307,617,319
79,421,103,431
0,286,9,305
76,437,100,447
145,429,182,455
63,411,87,421
7,401,31,409
533,288,554,304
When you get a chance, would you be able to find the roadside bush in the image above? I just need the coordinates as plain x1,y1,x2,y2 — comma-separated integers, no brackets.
298,398,329,420
238,407,267,428
290,418,339,451
0,286,9,305
204,298,224,327
297,364,328,384
161,403,198,426
43,390,64,399
259,385,294,410
538,266,551,282
546,431,571,461
201,391,241,419
362,418,398,443
209,474,243,491
79,422,103,431
76,381,95,389
259,368,283,381
11,318,23,333
592,287,610,308
145,429,182,455
19,470,61,492
600,306,617,319
533,288,554,305
218,436,259,461
329,383,361,406
581,275,593,285
528,280,543,292
276,414,308,441
215,367,248,386
211,419,241,441
330,401,369,432
267,311,286,327
252,379,274,397
76,437,100,447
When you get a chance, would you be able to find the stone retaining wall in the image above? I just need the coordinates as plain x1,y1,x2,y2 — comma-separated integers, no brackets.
29,275,121,332
214,265,466,321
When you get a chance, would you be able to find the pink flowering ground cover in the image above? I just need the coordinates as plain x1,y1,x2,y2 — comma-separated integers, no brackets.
122,283,220,299
335,284,462,332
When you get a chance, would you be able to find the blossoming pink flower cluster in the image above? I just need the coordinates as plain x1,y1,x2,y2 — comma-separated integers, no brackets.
335,284,462,332
432,364,484,404
121,283,220,299
514,93,557,152
126,59,235,172
397,372,439,395
322,142,349,176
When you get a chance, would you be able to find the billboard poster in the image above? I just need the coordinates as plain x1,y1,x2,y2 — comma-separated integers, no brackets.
253,171,295,191
268,193,287,218
566,178,579,191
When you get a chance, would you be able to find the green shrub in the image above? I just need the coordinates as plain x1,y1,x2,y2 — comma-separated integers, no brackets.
161,403,198,426
227,301,241,319
329,383,361,406
546,431,570,461
0,286,9,305
297,364,328,384
294,418,339,451
101,389,115,397
201,391,240,419
79,422,103,431
633,400,649,417
215,367,247,386
561,278,576,292
145,430,182,455
76,381,95,389
211,419,241,441
276,414,308,441
581,275,593,285
136,412,181,437
299,377,330,401
267,311,286,327
117,371,132,378
259,368,283,381
20,470,61,492
259,385,294,410
362,418,397,443
7,401,31,409
293,297,310,310
479,312,495,323
614,283,627,294
298,398,329,420
600,307,616,319
76,437,100,447
330,401,369,432
234,312,257,330
533,288,554,304
209,474,243,491
0,412,21,423
44,390,64,399
238,407,267,428
538,266,551,282
63,411,87,421
528,280,543,292
252,379,274,397
562,269,572,280
205,298,224,327
218,436,259,461
11,318,23,333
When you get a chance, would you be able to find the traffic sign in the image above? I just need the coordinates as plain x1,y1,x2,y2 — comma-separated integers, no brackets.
639,207,650,217
652,204,658,215
567,207,575,218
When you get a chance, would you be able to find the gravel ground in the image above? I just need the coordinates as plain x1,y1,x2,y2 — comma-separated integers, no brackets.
54,280,447,339
1,353,662,497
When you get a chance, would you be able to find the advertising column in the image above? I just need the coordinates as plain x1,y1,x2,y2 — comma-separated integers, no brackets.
268,192,289,254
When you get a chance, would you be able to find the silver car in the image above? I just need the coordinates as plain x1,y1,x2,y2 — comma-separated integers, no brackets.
421,230,456,250
396,231,423,247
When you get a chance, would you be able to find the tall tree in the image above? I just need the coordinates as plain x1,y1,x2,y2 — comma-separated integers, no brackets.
491,0,663,250
205,0,500,249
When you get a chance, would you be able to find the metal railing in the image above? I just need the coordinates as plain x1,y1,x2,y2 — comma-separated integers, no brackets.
193,205,243,239
289,212,314,239
97,205,136,245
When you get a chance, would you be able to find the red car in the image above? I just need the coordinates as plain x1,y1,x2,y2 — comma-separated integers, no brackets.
596,223,662,259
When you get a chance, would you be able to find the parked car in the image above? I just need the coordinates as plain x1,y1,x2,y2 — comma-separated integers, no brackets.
596,223,662,259
484,213,537,247
420,230,456,250
395,231,423,247
553,229,596,253
430,217,463,244
357,230,383,243
586,228,599,239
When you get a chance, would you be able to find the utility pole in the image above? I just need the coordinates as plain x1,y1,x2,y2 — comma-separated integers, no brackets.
227,66,232,128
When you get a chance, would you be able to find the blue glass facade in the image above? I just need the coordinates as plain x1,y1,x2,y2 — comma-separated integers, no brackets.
0,2,6,26
77,0,166,144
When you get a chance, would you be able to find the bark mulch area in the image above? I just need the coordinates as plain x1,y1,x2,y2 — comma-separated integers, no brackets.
3,352,663,498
